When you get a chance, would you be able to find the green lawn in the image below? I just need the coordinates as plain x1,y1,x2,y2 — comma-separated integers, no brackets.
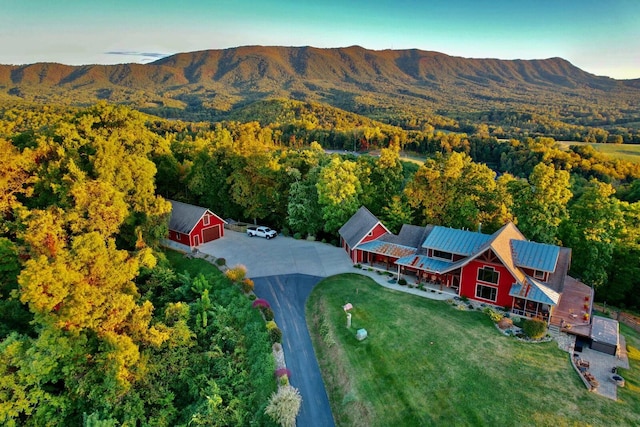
307,274,640,427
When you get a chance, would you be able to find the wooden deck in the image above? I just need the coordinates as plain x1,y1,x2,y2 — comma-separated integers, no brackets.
550,276,594,337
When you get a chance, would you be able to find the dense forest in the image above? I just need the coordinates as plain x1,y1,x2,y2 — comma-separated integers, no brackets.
1,99,640,424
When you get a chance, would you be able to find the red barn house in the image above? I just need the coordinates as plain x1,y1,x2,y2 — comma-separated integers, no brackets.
167,200,226,248
340,207,593,333
338,206,390,263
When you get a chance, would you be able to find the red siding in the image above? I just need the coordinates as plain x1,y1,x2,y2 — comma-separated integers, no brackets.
360,223,387,245
190,213,225,246
168,211,226,247
459,259,515,307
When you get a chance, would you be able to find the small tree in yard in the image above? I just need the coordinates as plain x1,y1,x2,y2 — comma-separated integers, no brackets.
265,385,302,427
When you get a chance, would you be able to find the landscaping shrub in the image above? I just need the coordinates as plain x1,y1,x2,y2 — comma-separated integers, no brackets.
225,264,247,282
215,257,226,266
262,306,275,321
498,317,514,330
241,278,254,293
253,299,271,309
483,307,503,322
398,278,407,286
267,320,283,344
522,318,547,339
265,385,302,427
293,232,302,240
275,367,291,379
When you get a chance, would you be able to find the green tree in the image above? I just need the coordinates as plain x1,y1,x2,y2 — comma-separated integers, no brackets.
404,152,506,232
316,156,362,234
560,180,623,287
508,163,572,244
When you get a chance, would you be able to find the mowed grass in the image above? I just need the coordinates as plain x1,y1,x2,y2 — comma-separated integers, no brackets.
307,274,640,427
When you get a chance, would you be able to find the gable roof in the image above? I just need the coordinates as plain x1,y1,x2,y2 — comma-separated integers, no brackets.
511,239,560,272
339,206,389,249
168,200,224,235
380,224,433,249
422,226,492,256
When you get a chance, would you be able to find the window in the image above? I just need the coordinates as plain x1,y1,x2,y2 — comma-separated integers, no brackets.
477,266,499,284
176,233,181,241
534,270,545,280
203,215,210,226
433,250,453,261
476,284,497,302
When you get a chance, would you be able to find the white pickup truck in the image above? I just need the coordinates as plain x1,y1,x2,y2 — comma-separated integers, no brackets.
246,226,277,239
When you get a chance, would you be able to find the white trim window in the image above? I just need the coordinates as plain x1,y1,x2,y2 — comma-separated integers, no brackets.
475,284,498,302
203,215,210,226
477,266,499,284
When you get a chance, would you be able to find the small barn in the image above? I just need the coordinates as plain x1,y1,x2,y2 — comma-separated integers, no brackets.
590,315,620,356
167,200,226,248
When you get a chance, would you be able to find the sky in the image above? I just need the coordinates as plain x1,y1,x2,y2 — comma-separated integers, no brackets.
1,0,639,79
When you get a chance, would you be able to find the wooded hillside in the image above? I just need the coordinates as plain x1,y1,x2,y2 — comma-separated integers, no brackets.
1,46,639,141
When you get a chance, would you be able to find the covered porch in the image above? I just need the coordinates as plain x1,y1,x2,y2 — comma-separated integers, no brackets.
395,255,461,293
509,278,560,323
355,240,417,271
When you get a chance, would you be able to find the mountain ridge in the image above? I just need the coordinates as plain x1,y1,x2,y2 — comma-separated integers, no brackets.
0,45,638,124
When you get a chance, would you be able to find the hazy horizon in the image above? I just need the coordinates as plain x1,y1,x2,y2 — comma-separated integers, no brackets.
1,0,638,79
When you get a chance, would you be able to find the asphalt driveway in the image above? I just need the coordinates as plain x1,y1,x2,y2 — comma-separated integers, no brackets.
253,274,334,427
198,232,352,426
198,230,354,278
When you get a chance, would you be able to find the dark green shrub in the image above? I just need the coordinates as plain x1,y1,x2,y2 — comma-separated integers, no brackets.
262,306,275,321
268,326,282,344
293,232,302,240
398,278,407,286
522,318,547,339
215,257,226,266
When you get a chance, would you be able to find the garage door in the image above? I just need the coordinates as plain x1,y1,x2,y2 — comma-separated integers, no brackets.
202,225,220,243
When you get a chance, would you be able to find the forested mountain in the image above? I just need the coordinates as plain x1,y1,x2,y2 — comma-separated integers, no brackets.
1,46,639,133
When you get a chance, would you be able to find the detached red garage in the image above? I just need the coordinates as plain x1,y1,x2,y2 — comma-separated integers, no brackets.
167,200,226,248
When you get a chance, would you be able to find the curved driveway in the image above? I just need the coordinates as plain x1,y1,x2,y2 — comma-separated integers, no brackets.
198,231,354,427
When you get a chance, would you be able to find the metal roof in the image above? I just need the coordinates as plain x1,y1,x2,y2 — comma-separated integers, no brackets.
509,277,560,305
511,240,560,272
422,226,492,256
396,255,454,274
356,240,417,258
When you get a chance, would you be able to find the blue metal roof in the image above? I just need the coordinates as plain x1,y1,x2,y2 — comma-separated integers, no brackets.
511,240,560,272
422,226,491,256
396,255,453,273
509,278,560,305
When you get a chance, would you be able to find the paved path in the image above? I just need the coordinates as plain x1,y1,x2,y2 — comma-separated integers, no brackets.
254,274,334,427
